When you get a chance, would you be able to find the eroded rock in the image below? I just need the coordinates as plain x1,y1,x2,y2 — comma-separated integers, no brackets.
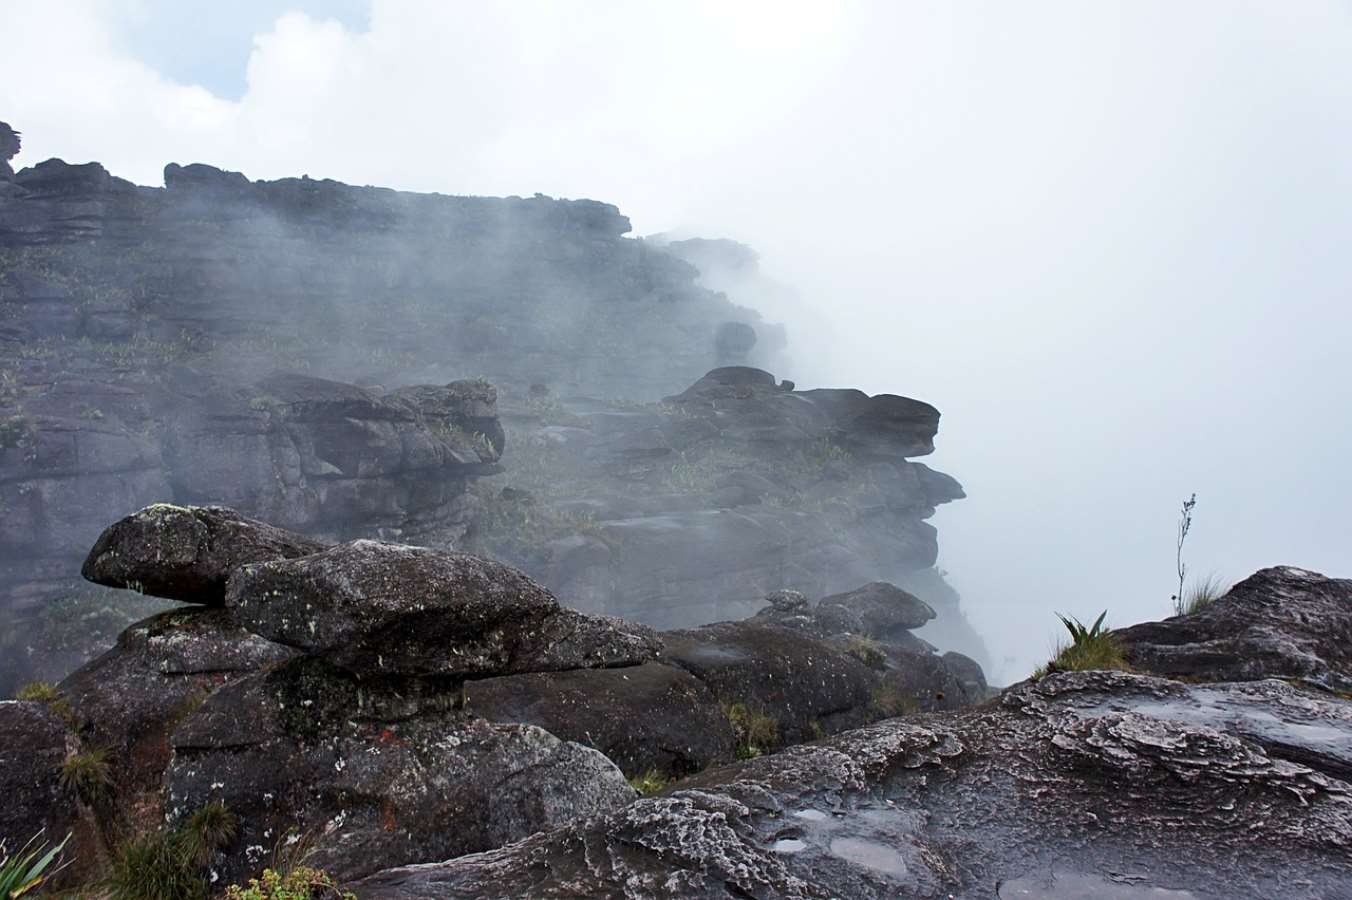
1117,566,1352,692
81,504,327,605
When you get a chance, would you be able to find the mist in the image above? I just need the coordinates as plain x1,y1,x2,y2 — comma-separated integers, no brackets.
4,1,1351,683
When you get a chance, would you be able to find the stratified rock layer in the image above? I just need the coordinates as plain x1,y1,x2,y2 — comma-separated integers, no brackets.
353,671,1352,899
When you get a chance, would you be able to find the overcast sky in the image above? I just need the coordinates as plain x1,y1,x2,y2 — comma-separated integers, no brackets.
4,1,1350,681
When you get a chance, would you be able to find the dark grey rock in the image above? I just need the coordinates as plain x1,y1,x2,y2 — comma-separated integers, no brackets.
166,657,635,883
226,539,657,677
0,700,78,849
1117,566,1352,693
352,670,1352,899
59,606,294,823
466,661,736,777
818,582,936,637
81,503,327,605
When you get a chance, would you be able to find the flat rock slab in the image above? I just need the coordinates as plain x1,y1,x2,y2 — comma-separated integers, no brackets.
82,504,327,605
353,671,1352,898
227,539,658,677
1117,566,1352,693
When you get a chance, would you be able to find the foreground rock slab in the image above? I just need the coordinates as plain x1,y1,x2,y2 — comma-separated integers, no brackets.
353,671,1352,899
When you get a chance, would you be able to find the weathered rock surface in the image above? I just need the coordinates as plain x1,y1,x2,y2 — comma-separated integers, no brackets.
81,503,327,604
354,670,1352,899
58,606,294,824
467,367,983,667
1,138,785,688
166,657,636,883
662,621,881,744
1117,566,1352,693
0,700,79,848
817,582,936,637
226,539,658,677
466,662,736,778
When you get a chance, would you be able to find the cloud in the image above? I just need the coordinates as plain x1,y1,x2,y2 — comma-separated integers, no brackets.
3,0,1351,680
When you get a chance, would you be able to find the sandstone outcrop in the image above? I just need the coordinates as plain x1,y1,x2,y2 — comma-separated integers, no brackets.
1117,566,1352,693
467,366,983,667
355,667,1352,898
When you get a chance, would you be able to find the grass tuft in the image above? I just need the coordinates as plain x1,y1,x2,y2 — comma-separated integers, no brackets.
628,769,670,797
844,635,888,669
1181,573,1227,615
180,801,238,867
723,702,779,759
59,749,114,805
1035,610,1130,677
0,831,72,898
104,830,207,900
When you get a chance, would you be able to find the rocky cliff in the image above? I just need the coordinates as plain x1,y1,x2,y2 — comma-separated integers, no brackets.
0,128,976,693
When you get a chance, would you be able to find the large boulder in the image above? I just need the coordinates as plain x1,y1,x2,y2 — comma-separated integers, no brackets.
353,671,1352,898
816,581,936,637
1116,566,1352,693
226,539,657,677
661,621,879,744
59,607,294,828
81,504,327,605
166,657,636,883
466,662,736,778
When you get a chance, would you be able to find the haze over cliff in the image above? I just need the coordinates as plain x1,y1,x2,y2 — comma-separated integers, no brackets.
4,2,1351,682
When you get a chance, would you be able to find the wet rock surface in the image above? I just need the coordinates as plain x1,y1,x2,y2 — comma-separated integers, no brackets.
166,657,636,884
354,670,1352,899
1117,566,1352,692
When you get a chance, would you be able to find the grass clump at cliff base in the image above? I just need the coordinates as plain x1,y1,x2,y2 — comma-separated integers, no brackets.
1034,611,1130,678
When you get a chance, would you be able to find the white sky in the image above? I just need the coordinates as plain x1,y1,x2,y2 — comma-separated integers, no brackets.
4,1,1350,681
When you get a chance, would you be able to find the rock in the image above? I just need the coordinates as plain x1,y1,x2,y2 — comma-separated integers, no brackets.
353,670,1352,898
661,620,880,743
1116,566,1352,693
58,606,294,826
941,650,990,701
817,582,936,637
226,539,657,677
0,700,79,850
0,121,18,181
166,657,636,883
466,662,736,777
81,504,327,605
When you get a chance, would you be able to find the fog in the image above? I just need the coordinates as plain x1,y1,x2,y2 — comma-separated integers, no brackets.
4,1,1350,682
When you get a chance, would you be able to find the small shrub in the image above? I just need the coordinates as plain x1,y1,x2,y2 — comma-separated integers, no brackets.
628,769,669,796
1037,611,1129,676
104,830,207,900
844,635,888,669
870,683,917,718
723,702,779,759
180,801,238,866
0,831,71,898
224,866,355,899
59,748,114,805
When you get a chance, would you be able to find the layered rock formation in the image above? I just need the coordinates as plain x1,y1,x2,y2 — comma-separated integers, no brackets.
466,366,983,661
354,567,1352,899
1,504,979,888
0,141,778,691
0,134,979,696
